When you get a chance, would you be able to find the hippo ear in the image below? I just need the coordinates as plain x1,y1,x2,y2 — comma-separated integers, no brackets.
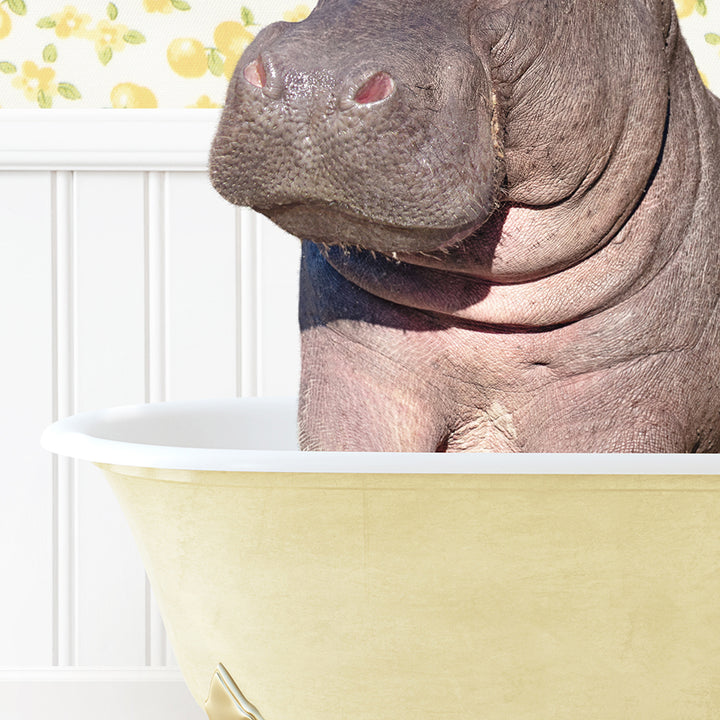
649,0,677,38
467,0,554,132
468,0,551,73
469,0,671,262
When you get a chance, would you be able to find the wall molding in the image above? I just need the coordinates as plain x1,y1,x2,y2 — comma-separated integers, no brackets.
0,109,221,171
0,668,204,720
0,667,186,682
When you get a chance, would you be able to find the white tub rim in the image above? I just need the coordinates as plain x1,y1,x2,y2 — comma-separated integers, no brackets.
40,396,720,475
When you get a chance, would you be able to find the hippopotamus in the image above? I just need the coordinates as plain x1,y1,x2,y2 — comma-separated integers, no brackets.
210,0,720,452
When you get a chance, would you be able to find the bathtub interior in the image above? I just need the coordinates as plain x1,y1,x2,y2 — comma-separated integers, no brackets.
63,396,300,450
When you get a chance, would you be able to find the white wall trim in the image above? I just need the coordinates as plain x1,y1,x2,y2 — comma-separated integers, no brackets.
51,169,77,668
0,109,221,171
0,667,185,682
0,668,204,720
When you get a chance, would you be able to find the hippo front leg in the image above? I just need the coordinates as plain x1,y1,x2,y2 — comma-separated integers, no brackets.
298,242,451,452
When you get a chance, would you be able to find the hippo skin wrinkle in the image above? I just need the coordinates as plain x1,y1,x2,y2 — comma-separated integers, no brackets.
210,0,720,453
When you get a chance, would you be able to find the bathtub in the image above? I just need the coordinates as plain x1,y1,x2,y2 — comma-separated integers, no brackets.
42,397,720,720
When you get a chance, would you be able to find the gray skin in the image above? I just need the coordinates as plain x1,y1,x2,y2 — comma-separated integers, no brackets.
210,0,720,452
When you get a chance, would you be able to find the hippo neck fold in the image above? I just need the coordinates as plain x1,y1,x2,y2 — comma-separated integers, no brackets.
321,65,705,331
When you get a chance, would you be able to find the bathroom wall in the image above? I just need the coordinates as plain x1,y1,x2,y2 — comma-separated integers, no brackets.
1,1,719,719
0,0,720,108
0,111,302,719
0,0,314,108
1,4,310,718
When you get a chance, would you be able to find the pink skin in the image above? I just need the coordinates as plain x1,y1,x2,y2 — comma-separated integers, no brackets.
353,71,395,104
243,59,266,89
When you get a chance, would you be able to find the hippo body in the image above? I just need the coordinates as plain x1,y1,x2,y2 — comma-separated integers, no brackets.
211,0,720,452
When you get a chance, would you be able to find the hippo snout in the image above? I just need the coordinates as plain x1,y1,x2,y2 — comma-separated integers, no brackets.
242,54,395,108
210,8,500,254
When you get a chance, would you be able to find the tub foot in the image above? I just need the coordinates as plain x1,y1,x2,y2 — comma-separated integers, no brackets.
204,663,267,720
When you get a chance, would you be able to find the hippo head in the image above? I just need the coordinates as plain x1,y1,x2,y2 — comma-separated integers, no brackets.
210,0,502,254
211,0,670,274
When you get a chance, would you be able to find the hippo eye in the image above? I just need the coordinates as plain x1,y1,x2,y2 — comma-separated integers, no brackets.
353,71,395,104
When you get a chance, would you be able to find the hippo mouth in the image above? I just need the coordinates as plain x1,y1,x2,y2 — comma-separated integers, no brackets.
262,201,491,255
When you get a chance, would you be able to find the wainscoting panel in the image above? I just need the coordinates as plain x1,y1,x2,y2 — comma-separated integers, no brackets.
73,170,148,668
0,171,55,668
0,110,301,719
257,211,305,396
164,171,239,402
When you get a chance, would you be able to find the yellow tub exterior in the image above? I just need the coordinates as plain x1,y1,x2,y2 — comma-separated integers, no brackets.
100,465,720,720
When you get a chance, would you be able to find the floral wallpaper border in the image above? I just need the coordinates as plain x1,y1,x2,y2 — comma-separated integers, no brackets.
0,1,313,108
0,0,719,108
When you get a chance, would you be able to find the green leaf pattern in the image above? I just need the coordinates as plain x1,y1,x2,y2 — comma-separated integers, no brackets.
37,89,51,108
207,49,224,77
98,47,113,65
240,7,255,27
57,81,81,100
7,0,27,16
42,44,58,63
123,29,146,44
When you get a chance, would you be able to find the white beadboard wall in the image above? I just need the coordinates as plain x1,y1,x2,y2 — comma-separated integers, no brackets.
0,110,301,719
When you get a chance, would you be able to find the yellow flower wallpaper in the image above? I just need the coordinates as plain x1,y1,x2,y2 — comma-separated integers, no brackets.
0,1,315,107
0,0,718,108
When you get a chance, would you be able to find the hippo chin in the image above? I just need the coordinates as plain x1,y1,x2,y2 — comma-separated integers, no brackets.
210,0,720,453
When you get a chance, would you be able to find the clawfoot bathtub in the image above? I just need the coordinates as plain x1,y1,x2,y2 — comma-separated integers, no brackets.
42,397,720,719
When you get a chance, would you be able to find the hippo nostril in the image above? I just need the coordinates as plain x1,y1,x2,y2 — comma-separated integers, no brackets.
243,58,266,89
353,71,394,104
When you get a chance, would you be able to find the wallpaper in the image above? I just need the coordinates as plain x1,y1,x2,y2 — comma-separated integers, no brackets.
0,1,315,108
0,0,718,108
